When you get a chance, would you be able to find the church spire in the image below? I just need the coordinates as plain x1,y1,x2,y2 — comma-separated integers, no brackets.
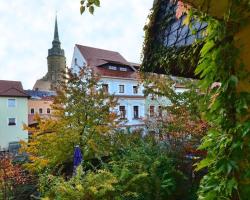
53,16,60,42
49,15,64,57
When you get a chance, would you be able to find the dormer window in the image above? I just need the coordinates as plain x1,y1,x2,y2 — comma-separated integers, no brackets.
109,66,117,70
120,67,127,71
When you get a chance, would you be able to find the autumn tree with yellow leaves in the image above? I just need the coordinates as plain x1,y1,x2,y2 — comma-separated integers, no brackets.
20,67,120,173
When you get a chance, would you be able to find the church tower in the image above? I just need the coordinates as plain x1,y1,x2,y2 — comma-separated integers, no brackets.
33,16,66,91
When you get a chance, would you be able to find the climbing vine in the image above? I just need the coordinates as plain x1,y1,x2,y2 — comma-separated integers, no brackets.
142,0,204,78
142,0,250,199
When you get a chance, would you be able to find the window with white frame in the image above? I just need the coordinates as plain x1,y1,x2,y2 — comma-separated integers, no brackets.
119,106,126,119
30,108,35,114
109,66,117,70
8,118,16,126
39,108,43,114
119,85,124,93
47,108,51,114
120,67,127,71
8,99,16,107
133,106,139,119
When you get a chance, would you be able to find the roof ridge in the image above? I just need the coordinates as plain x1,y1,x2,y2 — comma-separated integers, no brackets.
76,44,121,54
0,80,21,83
0,87,29,96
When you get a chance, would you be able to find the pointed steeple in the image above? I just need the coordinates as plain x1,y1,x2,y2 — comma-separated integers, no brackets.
48,15,64,57
53,16,60,43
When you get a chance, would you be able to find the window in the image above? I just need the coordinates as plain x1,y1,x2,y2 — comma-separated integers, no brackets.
30,108,34,114
133,86,138,94
102,84,109,93
8,118,16,126
47,108,51,114
109,66,117,70
39,108,43,114
119,106,126,119
120,67,127,71
8,99,16,107
133,106,139,119
150,106,155,117
119,85,124,93
74,58,77,65
158,106,162,117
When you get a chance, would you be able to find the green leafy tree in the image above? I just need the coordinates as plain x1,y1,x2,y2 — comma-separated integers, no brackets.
39,134,187,200
143,74,208,155
21,67,119,173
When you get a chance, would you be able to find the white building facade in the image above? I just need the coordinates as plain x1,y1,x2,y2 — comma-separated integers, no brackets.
71,44,145,129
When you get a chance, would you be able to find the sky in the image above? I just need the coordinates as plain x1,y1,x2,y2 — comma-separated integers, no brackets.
0,0,153,89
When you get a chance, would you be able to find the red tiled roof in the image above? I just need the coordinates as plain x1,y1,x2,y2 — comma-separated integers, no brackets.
76,44,140,79
76,44,130,67
0,80,29,97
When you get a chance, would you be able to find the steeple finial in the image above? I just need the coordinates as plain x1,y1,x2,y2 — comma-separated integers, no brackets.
53,15,59,42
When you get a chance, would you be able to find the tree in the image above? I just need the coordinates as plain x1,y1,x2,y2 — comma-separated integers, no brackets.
38,134,187,200
0,153,34,200
143,73,208,155
20,66,120,173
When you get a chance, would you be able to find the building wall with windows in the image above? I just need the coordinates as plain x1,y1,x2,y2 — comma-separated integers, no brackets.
27,98,53,124
0,97,28,150
145,95,171,119
25,90,55,125
99,77,145,127
71,44,146,128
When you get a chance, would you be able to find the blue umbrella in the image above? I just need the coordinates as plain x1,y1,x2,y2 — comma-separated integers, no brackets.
73,145,83,174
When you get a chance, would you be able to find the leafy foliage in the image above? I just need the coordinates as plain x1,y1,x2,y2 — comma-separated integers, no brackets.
143,74,208,156
193,14,250,200
0,153,35,200
142,0,250,199
80,0,100,14
38,135,187,200
20,67,119,173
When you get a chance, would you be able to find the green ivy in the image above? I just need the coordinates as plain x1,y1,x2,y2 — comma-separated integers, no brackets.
191,8,250,200
141,0,250,199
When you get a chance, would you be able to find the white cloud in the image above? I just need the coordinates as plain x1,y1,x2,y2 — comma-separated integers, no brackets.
0,0,153,89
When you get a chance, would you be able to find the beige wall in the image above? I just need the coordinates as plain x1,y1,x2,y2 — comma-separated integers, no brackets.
28,99,53,124
28,99,53,115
